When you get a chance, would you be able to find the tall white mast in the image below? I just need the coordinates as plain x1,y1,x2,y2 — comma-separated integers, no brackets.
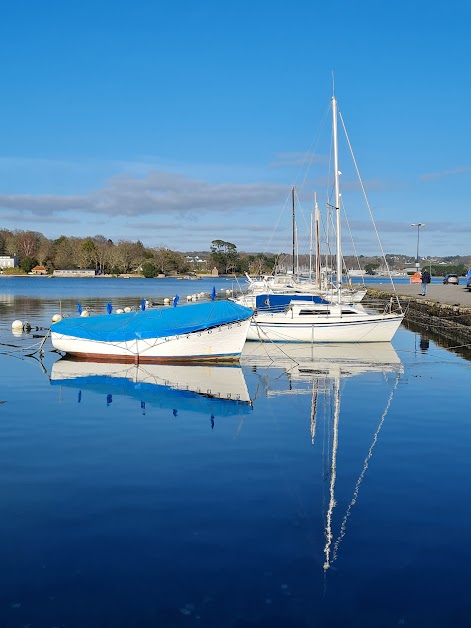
314,193,321,290
291,186,295,277
332,95,342,301
309,206,313,282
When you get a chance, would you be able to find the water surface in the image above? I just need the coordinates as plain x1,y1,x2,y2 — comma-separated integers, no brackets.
0,278,470,627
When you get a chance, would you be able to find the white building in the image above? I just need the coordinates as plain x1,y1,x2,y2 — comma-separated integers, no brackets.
53,269,97,277
0,255,18,269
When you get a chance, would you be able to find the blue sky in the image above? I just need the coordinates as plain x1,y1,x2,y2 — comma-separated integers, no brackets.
1,0,470,257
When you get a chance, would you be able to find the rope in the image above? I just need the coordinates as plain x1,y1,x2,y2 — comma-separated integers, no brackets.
338,110,402,311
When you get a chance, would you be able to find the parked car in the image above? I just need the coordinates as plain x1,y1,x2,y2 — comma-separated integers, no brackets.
467,276,471,292
443,274,459,285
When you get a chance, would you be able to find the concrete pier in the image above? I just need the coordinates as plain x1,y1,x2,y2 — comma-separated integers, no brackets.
365,281,471,344
366,281,471,307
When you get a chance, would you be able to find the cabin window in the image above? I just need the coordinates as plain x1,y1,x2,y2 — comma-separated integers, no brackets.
299,309,330,315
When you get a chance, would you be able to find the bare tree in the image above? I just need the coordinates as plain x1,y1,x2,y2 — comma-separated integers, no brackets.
14,230,41,259
36,235,55,266
111,240,146,274
93,236,114,274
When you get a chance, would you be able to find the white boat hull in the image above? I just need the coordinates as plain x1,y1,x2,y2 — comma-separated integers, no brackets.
246,312,403,343
51,318,251,362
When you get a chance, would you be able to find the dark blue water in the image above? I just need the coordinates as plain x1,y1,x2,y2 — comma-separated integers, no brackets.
0,278,470,627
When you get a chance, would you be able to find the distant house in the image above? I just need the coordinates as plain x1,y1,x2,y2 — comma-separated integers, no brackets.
31,265,48,275
186,255,206,265
53,269,97,277
0,255,18,269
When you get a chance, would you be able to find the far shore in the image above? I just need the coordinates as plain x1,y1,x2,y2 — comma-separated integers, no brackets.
0,271,463,280
0,273,218,279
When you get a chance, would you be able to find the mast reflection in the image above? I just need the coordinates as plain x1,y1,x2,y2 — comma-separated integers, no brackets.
241,341,403,571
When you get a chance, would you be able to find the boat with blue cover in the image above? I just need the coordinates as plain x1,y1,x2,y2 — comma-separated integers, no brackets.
50,300,253,363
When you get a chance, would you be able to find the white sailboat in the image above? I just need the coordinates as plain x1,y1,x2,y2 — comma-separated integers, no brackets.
234,188,366,310
246,93,404,343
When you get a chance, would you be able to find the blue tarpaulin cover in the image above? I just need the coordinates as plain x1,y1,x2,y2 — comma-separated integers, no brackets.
255,293,329,309
52,300,252,342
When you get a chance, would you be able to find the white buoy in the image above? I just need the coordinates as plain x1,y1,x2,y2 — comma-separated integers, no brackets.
116,308,124,314
51,314,62,323
191,295,197,302
164,297,170,305
11,320,23,330
187,295,192,301
226,289,231,294
124,306,131,313
80,310,90,317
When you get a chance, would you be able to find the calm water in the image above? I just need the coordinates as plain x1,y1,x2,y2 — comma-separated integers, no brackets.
1,278,470,627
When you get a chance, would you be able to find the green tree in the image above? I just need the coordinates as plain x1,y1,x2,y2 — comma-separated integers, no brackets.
19,256,38,273
210,240,239,274
364,263,380,275
141,259,157,278
79,238,97,269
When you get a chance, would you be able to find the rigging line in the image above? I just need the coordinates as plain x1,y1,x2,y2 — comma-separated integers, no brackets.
0,337,49,353
330,371,401,566
338,110,401,306
340,196,366,285
292,102,331,197
268,104,331,255
263,189,292,253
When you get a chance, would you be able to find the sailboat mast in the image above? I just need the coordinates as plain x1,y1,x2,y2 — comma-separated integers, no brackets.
332,96,342,298
291,186,295,277
314,194,321,290
309,204,313,282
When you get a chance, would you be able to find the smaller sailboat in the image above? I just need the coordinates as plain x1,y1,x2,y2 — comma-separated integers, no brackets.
246,92,403,343
234,188,366,311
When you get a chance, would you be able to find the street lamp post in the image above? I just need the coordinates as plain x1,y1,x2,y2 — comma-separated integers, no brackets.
411,223,425,273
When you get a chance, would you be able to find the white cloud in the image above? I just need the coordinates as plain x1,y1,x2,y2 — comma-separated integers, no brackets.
0,170,288,218
419,165,471,181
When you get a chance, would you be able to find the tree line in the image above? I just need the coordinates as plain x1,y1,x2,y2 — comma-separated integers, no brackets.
0,231,278,277
2,230,468,277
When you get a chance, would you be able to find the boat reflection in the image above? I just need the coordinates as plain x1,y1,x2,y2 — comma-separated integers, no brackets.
241,341,403,381
50,359,252,418
242,341,403,572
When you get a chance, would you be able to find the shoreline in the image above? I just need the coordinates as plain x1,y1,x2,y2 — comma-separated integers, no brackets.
367,285,471,345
